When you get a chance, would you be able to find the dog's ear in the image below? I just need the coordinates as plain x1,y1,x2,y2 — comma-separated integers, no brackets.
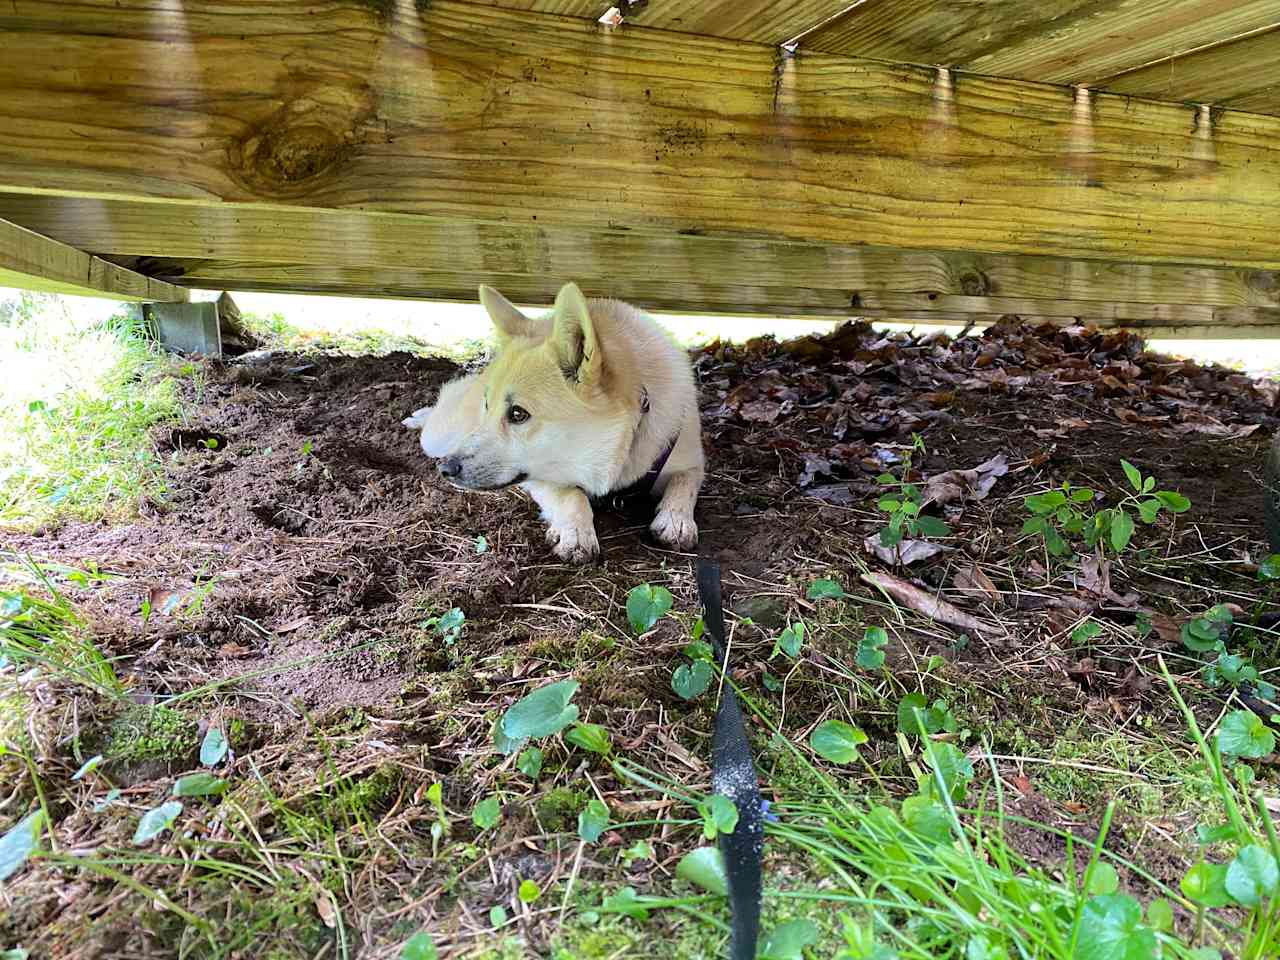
549,282,603,384
479,285,538,340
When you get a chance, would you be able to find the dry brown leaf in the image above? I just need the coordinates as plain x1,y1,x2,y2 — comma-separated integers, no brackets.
219,643,254,658
921,453,1008,508
315,896,337,929
860,570,1004,638
863,535,948,566
738,399,782,423
954,564,1000,602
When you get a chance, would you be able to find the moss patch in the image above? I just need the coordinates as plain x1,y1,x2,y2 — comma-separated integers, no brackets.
104,704,197,765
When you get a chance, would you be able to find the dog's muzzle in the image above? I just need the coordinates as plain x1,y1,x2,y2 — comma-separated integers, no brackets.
438,457,463,479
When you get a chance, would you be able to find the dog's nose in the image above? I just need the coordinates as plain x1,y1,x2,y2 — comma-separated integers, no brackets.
439,457,462,479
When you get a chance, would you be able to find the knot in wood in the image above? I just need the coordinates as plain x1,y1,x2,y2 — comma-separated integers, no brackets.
1247,270,1279,298
247,124,349,186
958,269,991,297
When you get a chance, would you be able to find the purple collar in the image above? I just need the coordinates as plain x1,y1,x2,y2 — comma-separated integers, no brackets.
635,386,678,492
596,387,678,501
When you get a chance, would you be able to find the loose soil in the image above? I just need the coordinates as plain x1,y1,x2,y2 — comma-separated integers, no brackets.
5,319,1279,957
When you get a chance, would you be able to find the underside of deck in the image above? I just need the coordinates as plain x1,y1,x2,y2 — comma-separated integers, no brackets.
2,1,1280,336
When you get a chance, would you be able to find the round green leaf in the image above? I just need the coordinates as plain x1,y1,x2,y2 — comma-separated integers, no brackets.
472,795,501,831
925,742,975,802
759,918,820,960
578,799,610,843
672,660,713,700
626,584,673,635
172,773,228,797
0,811,44,882
675,847,727,896
518,878,541,903
516,747,543,780
901,794,952,845
565,722,612,755
1225,845,1280,906
810,719,867,764
133,801,182,846
500,679,580,740
1181,618,1226,653
1086,862,1119,895
1145,898,1173,933
1180,862,1231,907
1258,554,1280,581
1075,894,1156,960
1216,710,1276,758
400,931,438,960
856,627,888,669
700,794,739,840
806,578,847,600
199,727,229,767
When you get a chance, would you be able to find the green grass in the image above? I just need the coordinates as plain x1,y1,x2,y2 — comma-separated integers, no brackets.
0,291,183,527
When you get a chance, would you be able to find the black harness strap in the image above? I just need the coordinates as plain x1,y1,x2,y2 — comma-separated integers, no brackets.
696,557,764,960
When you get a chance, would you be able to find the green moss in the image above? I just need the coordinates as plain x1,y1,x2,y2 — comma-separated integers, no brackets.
149,872,332,959
535,786,590,833
105,704,197,764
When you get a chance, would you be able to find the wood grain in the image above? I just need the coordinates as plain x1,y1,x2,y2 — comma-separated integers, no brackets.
1100,25,1280,107
970,1,1280,86
0,216,186,301
800,0,1102,66
10,195,1280,312
2,1,1280,270
104,258,1280,337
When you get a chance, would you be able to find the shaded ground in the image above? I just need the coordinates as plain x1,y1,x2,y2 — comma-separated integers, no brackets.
4,319,1279,957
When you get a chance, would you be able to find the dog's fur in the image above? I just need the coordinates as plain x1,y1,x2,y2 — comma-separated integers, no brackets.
403,282,704,562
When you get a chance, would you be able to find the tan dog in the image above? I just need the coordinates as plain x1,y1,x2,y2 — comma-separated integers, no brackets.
403,282,704,562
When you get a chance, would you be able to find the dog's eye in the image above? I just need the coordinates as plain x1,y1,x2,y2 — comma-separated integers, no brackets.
507,405,530,424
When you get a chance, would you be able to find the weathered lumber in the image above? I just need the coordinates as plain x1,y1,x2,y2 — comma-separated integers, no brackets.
965,1,1280,87
0,216,187,301
2,1,1280,270
20,193,1276,309
800,0,1101,67
1100,25,1280,111
89,257,1280,336
8,192,1279,316
467,0,857,44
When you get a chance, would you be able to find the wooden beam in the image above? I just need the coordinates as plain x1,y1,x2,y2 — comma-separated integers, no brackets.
11,196,1280,313
0,216,187,301
2,2,1280,270
627,1,855,45
97,257,1280,334
114,261,1280,338
967,1,1280,88
800,0,1101,66
1099,25,1280,109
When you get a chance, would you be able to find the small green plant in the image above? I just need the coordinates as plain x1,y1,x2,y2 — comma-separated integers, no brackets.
1023,460,1190,557
1163,661,1280,960
1180,605,1277,700
875,434,951,551
424,607,465,647
671,626,714,701
626,583,673,634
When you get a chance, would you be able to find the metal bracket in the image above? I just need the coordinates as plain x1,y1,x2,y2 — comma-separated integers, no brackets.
142,301,222,356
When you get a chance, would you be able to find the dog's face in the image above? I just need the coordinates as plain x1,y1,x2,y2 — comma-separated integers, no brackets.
407,283,629,492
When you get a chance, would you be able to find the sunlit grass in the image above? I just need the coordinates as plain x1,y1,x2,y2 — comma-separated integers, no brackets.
0,291,183,527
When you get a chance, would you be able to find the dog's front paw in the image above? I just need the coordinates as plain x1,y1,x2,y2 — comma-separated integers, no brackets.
651,509,698,551
547,523,601,564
